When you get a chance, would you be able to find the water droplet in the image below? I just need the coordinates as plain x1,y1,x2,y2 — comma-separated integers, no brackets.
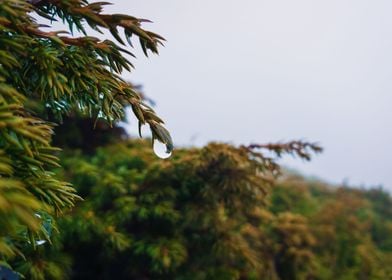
153,139,172,159
36,240,46,246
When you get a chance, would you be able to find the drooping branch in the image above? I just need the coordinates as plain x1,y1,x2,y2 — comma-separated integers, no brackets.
246,141,323,161
1,0,173,153
31,0,165,55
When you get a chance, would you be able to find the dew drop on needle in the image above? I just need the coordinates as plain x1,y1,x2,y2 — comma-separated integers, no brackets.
153,139,172,159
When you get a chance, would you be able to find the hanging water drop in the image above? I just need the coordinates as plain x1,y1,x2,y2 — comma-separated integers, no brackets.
153,139,172,159
36,240,47,246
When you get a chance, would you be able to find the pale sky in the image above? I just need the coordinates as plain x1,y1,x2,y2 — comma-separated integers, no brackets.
107,1,391,189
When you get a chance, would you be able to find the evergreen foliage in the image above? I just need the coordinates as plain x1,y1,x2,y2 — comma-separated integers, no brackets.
2,1,390,279
9,139,390,280
0,0,170,265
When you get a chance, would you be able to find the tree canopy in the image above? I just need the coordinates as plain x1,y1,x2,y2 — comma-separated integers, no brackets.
7,139,389,280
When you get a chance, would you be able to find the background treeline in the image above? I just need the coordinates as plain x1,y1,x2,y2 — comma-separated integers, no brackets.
10,123,392,280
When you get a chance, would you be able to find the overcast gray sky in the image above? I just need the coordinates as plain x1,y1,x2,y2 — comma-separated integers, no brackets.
108,0,391,189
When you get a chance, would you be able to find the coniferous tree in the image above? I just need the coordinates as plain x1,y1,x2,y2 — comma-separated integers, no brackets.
22,139,390,280
0,0,171,264
4,2,389,280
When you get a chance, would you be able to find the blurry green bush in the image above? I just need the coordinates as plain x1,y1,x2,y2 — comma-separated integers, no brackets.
12,139,390,280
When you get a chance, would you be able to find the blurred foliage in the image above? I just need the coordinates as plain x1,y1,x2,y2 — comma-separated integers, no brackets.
8,138,390,279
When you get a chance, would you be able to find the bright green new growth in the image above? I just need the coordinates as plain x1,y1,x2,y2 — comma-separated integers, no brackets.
0,0,172,258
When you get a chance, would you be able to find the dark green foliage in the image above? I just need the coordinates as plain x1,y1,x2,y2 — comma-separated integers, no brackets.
0,0,170,269
11,139,388,280
56,141,285,279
